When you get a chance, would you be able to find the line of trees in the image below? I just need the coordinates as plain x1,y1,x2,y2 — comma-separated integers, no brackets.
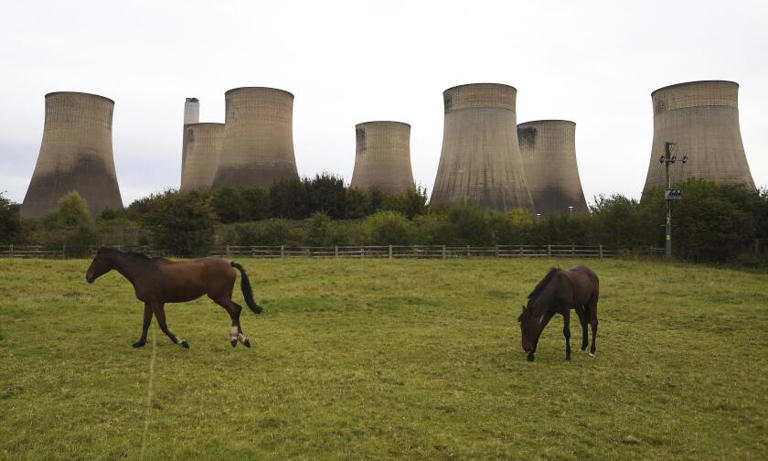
2,175,767,265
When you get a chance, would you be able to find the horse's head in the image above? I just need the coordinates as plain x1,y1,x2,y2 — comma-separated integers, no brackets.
518,304,538,356
86,247,114,283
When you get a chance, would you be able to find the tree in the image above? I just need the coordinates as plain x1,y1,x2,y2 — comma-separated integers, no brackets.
363,211,414,245
139,190,217,256
0,192,21,244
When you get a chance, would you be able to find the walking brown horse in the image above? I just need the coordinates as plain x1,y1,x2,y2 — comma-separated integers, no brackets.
518,265,599,362
86,247,262,349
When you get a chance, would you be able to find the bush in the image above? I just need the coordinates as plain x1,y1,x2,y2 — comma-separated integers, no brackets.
380,187,428,219
488,209,535,244
363,211,414,245
138,190,217,256
29,191,99,257
0,192,21,244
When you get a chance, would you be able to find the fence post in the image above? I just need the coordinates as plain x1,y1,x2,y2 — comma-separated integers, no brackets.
62,244,66,259
571,244,575,256
442,245,446,259
9,244,12,258
466,245,470,257
495,245,499,258
519,245,523,256
547,245,551,257
599,245,604,260
361,246,365,259
335,246,339,258
388,245,393,259
226,245,230,257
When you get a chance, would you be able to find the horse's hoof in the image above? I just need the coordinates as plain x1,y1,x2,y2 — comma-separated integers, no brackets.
180,340,189,349
581,347,587,352
132,341,146,348
230,339,237,348
565,356,571,361
243,338,251,348
527,354,535,362
589,352,596,358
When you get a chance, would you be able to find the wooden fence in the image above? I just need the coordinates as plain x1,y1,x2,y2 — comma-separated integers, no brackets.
212,244,613,259
0,244,615,259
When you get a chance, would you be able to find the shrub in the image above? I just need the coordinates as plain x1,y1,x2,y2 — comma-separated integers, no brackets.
0,192,21,244
363,211,414,245
138,190,217,256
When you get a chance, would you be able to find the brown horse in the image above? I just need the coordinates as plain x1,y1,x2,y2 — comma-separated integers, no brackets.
86,247,262,349
518,265,599,362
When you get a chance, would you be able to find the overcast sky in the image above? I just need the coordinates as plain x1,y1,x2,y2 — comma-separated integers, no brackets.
1,0,766,207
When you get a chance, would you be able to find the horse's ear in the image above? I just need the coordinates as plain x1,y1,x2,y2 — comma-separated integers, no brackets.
521,305,525,312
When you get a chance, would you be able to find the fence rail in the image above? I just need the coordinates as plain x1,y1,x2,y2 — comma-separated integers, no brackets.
0,244,616,259
0,245,66,258
211,244,614,259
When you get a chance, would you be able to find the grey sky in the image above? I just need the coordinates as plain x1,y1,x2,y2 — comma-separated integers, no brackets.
1,0,766,206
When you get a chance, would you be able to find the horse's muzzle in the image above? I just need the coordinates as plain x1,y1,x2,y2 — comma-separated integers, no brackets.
86,274,94,284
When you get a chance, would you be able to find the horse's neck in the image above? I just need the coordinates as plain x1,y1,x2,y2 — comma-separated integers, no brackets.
110,254,149,286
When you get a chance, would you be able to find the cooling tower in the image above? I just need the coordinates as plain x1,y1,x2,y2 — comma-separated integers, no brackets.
212,87,298,189
21,91,123,218
430,83,534,211
180,123,224,192
181,97,200,175
643,80,755,190
350,121,415,194
518,120,587,214
184,97,200,125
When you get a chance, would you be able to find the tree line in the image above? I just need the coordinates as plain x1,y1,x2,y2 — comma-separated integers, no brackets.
2,175,766,266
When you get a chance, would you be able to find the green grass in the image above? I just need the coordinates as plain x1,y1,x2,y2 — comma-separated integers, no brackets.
1,258,767,460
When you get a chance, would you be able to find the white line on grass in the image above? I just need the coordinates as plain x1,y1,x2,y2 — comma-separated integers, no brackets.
140,329,157,458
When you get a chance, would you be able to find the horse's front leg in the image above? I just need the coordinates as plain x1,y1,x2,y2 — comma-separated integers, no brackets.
132,303,153,348
153,303,189,349
563,309,571,361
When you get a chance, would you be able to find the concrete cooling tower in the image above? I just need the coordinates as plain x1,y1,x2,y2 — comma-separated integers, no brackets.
21,91,123,218
212,87,298,189
180,123,224,192
181,97,200,176
518,120,587,214
350,121,415,194
430,83,534,211
643,80,755,190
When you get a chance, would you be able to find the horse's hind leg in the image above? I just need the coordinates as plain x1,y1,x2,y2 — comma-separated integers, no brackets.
562,309,572,361
586,296,598,357
214,298,250,348
153,303,189,349
575,306,588,352
133,303,153,348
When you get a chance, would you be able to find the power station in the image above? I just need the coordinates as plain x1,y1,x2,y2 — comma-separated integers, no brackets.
181,97,200,178
21,91,123,218
430,83,534,211
518,120,587,214
180,123,224,192
350,121,415,194
212,87,299,189
643,80,755,190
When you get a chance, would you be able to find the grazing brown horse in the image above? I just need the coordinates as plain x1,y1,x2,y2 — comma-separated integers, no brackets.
518,265,599,362
86,247,262,349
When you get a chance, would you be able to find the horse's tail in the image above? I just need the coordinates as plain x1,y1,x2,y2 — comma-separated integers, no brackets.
230,261,263,314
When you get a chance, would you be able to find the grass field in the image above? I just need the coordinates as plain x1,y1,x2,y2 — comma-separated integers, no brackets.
1,257,767,460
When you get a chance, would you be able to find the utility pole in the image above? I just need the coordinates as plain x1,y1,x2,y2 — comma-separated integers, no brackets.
659,142,686,259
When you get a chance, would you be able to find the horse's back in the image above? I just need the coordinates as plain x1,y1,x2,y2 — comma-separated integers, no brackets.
564,265,599,303
155,257,236,302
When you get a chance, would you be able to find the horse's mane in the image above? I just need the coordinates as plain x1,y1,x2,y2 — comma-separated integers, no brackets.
528,267,560,302
519,267,561,322
99,247,153,260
